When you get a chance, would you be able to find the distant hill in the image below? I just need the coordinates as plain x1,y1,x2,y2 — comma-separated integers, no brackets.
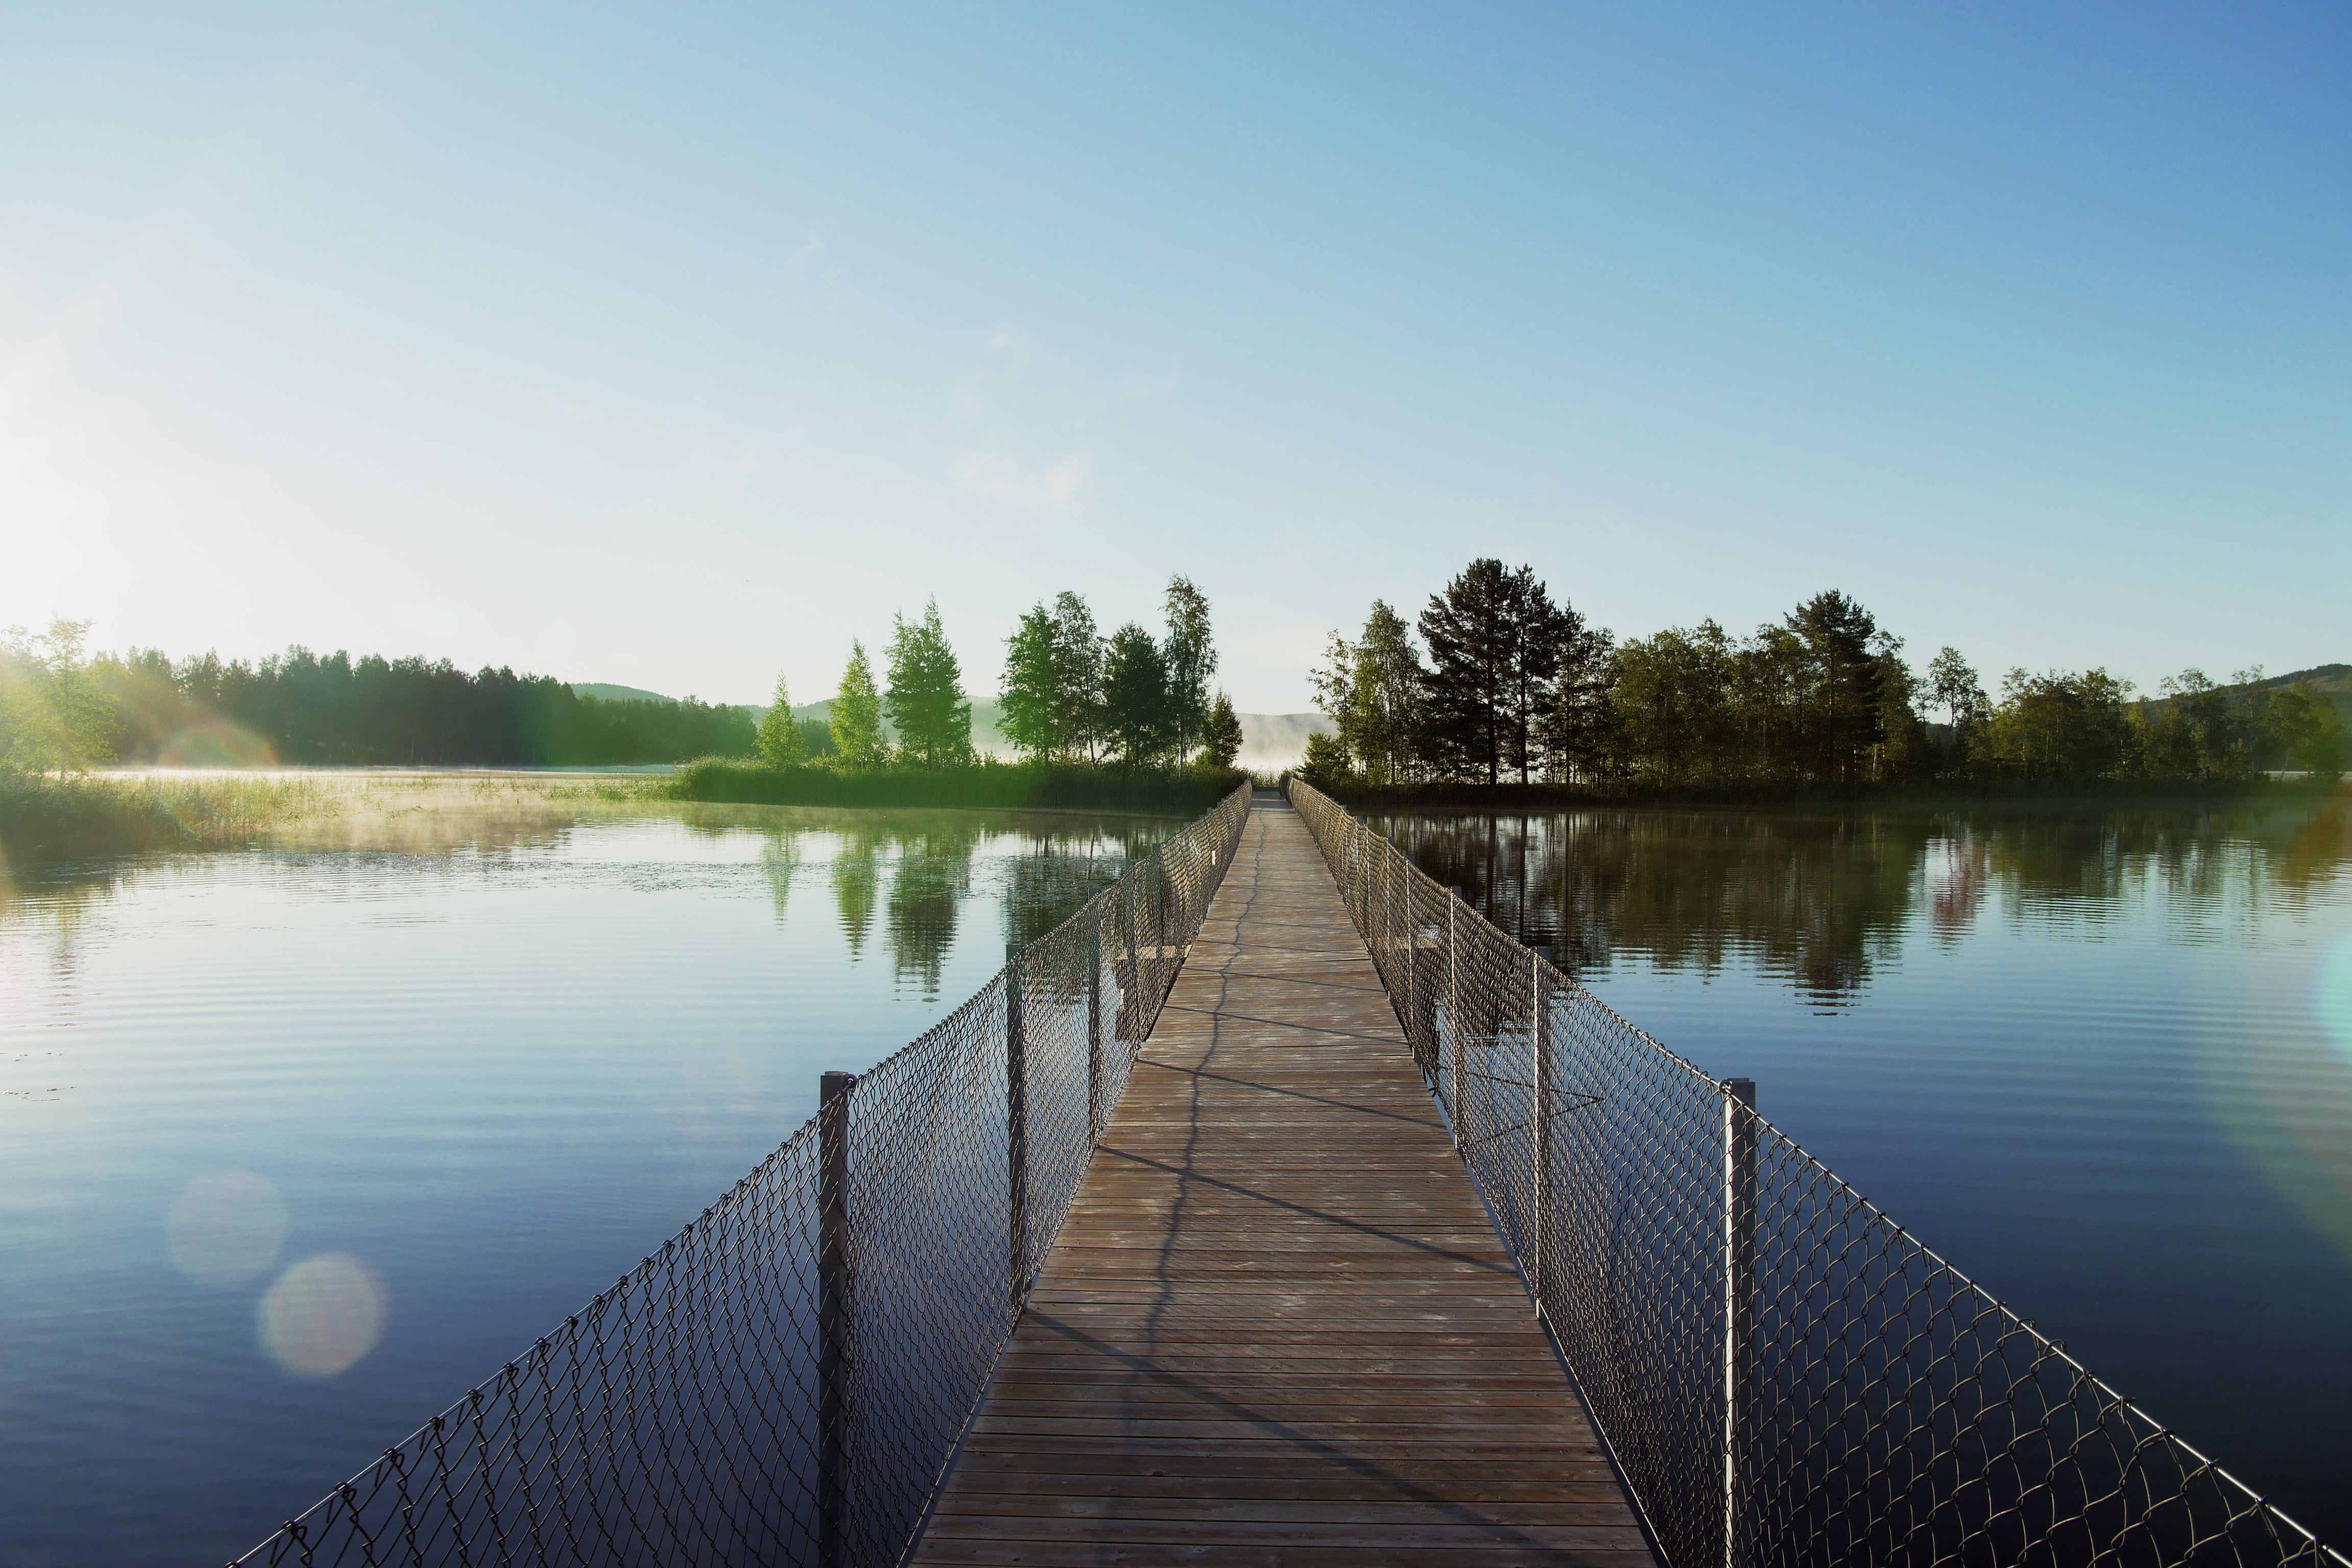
2139,663,2351,725
2259,663,2349,696
1235,713,1334,772
572,682,680,704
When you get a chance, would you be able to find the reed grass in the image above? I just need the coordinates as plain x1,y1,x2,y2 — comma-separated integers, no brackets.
0,772,332,860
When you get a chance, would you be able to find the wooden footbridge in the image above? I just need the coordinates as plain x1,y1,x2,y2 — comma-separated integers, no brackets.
909,793,1657,1565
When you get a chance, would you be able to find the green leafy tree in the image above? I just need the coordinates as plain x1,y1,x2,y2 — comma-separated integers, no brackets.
1100,622,1172,766
885,599,974,770
1925,647,1991,773
1052,592,1105,761
1538,608,1613,784
1161,576,1217,763
999,603,1063,762
2267,679,2342,778
1200,691,1244,768
1316,600,1428,786
1989,668,2136,781
830,640,890,768
1608,622,1737,786
1297,728,1356,789
754,671,804,767
1,619,116,775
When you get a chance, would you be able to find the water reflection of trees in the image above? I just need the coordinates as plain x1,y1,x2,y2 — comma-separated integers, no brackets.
1373,799,2352,1003
792,811,1170,998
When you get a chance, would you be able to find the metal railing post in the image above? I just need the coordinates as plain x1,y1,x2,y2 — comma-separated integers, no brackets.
1154,849,1170,998
817,1068,854,1568
1086,923,1104,1142
1400,851,1417,1059
1114,879,1136,1046
1446,886,1463,1140
1006,944,1029,1307
1530,946,1552,1315
1723,1075,1757,1568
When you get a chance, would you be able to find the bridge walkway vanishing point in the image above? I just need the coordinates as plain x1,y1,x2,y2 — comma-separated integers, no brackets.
910,794,1658,1566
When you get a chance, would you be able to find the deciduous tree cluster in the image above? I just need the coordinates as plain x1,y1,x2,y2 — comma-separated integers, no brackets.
1307,561,2344,789
998,575,1235,769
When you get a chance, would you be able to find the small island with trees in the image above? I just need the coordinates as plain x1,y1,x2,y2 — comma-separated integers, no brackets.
1303,558,2344,802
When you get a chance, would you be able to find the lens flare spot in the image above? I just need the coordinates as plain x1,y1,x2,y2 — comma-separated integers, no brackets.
2319,935,2352,1063
166,1170,288,1286
258,1254,387,1378
157,720,278,767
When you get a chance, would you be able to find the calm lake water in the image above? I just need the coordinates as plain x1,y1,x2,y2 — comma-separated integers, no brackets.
0,800,1177,1568
1371,797,2352,1547
4,793,2349,1561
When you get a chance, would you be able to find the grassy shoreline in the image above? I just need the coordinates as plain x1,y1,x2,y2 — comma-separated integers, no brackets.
0,762,1245,866
663,757,1249,813
1309,774,2349,812
0,773,336,861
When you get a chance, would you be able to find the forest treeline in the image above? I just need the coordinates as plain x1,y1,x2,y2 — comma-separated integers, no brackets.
0,572,1245,787
1308,558,2345,794
0,621,753,769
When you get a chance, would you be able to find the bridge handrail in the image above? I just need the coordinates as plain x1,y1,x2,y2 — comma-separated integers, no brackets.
1283,775,2340,1568
233,781,1255,1568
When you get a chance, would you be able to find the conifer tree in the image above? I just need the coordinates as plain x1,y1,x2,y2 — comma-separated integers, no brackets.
754,670,803,768
885,599,974,769
1419,559,1568,785
1201,691,1244,769
830,640,889,768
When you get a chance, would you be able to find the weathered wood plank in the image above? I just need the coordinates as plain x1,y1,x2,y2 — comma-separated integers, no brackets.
904,794,1653,1566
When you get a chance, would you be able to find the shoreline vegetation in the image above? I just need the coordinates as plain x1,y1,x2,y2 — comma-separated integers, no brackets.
8,565,2345,862
1310,773,2350,812
4,575,1258,862
0,770,668,864
664,757,1248,813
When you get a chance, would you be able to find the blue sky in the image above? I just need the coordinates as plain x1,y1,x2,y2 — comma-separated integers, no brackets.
3,3,2344,710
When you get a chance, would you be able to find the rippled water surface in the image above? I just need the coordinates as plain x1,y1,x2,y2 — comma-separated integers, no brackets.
1371,796,2352,1546
0,799,1177,1567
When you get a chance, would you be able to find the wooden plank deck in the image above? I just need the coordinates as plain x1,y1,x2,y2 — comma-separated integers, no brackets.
908,793,1657,1566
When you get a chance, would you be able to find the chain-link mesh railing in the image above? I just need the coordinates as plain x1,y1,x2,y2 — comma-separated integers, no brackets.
232,783,1253,1568
1284,777,2341,1568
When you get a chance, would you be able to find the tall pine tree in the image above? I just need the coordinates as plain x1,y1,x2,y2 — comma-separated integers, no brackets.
885,599,973,769
755,670,803,767
1418,559,1569,784
830,640,889,768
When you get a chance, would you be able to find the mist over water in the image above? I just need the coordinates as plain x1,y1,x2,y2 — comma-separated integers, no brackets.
0,802,1175,1568
1374,797,2352,1546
